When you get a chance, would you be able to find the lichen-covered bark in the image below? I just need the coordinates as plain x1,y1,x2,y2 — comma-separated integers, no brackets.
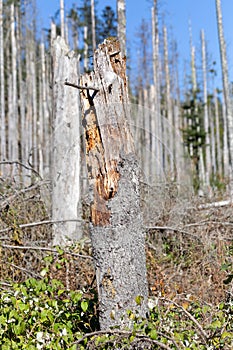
79,38,148,329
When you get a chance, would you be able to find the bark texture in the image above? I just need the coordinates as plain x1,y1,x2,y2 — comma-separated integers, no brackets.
215,0,232,178
79,38,148,329
117,0,126,57
51,36,81,245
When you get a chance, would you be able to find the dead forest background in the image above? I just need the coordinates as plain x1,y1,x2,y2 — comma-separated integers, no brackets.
0,0,233,348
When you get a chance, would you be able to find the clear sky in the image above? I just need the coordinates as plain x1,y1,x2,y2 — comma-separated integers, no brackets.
38,0,233,90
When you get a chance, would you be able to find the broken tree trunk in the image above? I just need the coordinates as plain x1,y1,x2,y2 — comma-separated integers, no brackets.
51,36,82,245
79,38,148,329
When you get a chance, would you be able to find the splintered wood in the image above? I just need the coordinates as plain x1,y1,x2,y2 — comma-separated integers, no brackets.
79,38,134,226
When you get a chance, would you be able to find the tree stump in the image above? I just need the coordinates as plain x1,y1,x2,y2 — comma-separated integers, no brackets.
79,38,148,329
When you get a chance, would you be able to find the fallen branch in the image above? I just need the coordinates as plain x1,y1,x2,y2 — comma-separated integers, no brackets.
73,329,174,350
0,218,82,234
184,220,233,228
1,244,93,259
5,262,41,278
198,198,232,209
161,298,208,345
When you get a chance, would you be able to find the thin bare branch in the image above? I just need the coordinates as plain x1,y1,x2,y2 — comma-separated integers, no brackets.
2,244,93,259
65,81,99,91
161,298,208,344
0,160,42,179
5,262,41,278
0,219,82,234
73,329,174,350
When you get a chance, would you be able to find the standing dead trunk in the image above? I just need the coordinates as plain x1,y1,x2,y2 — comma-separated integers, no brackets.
163,26,174,177
215,0,232,181
91,0,96,52
51,36,81,245
60,0,65,39
117,0,126,57
0,0,6,166
201,29,211,188
79,38,148,329
151,2,162,178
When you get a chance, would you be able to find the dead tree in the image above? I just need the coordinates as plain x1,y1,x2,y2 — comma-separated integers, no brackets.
51,37,82,245
79,38,148,329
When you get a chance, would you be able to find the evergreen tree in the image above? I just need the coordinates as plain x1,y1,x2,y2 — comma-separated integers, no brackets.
97,6,117,44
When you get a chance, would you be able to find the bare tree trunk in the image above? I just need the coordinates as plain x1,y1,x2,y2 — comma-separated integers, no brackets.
51,36,81,246
215,0,232,183
0,0,6,166
91,0,96,52
79,38,148,329
16,6,27,183
163,26,174,177
50,20,56,46
60,0,65,39
117,0,126,57
84,26,88,71
201,29,211,188
189,24,205,190
151,2,162,178
214,89,222,175
9,4,18,163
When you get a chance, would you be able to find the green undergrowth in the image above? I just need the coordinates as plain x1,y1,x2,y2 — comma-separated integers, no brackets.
0,277,232,349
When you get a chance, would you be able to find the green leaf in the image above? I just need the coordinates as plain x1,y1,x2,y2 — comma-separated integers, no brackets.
149,329,157,340
211,320,222,329
81,300,88,312
221,331,233,339
135,295,143,305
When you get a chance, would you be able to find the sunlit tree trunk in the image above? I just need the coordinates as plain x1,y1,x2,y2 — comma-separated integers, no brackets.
0,0,6,166
214,89,222,176
151,1,162,178
163,26,174,177
91,0,96,51
52,36,82,245
215,0,232,182
117,0,126,57
80,38,148,329
84,26,88,71
201,29,211,188
8,4,18,163
60,0,65,39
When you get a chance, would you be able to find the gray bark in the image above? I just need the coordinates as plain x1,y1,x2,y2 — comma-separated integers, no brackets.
201,30,211,187
91,0,96,52
60,0,65,39
163,26,174,177
151,2,162,178
84,26,88,71
117,0,126,57
51,37,81,245
214,89,222,175
0,0,6,165
79,38,148,329
215,0,232,181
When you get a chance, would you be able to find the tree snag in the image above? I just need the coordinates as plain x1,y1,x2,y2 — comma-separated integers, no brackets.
79,38,148,329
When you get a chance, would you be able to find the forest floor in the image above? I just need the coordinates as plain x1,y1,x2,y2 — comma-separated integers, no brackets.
0,177,232,348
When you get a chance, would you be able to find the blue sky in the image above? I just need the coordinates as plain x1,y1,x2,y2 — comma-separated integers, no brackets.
38,0,233,90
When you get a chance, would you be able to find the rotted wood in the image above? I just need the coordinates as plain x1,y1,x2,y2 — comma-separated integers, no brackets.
79,38,148,329
80,38,134,227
